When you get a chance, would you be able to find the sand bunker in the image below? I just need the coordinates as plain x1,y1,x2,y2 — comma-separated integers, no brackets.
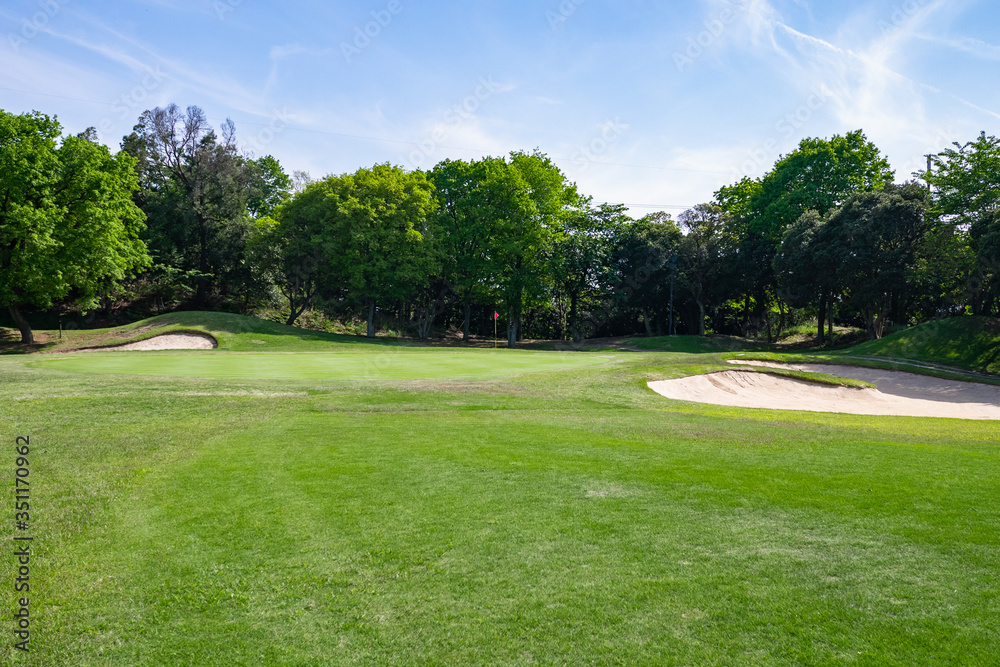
648,361,1000,419
82,333,217,351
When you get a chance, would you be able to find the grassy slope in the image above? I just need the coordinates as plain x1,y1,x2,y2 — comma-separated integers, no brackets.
3,311,416,354
845,316,1000,374
637,318,1000,377
1,314,998,664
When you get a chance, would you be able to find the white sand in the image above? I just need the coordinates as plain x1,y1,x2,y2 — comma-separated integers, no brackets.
82,333,217,351
647,361,1000,419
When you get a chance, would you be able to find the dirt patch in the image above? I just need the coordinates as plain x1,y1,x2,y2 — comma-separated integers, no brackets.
648,362,1000,419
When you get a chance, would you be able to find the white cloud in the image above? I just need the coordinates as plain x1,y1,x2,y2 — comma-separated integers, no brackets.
919,34,1000,61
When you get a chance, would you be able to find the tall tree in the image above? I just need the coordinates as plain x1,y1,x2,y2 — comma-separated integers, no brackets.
714,177,763,334
429,158,497,341
746,130,893,338
775,209,843,343
929,132,1000,315
496,151,579,347
829,183,930,339
0,110,149,343
327,164,438,338
553,201,629,341
677,204,725,335
247,155,292,219
125,104,284,307
262,178,334,326
611,212,681,337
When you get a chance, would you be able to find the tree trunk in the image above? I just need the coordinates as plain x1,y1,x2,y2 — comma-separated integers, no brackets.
696,300,705,336
743,293,751,337
196,213,210,306
366,300,376,338
463,302,471,342
286,300,310,327
641,307,654,337
827,293,834,343
816,289,827,345
867,298,891,340
777,300,786,340
416,306,434,339
507,315,518,348
569,292,581,342
8,304,33,345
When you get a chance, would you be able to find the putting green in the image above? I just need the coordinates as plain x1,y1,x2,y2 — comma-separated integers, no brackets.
30,349,612,380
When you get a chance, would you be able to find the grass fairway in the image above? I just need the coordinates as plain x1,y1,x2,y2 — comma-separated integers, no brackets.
2,316,999,665
28,349,610,381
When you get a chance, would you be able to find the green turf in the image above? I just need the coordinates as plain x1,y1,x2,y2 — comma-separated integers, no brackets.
633,334,771,353
2,313,998,665
5,311,415,355
28,349,611,380
847,316,1000,374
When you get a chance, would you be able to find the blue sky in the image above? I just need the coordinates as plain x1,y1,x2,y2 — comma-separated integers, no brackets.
2,0,998,216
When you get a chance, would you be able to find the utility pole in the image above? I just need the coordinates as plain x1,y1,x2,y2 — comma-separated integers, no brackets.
926,154,933,192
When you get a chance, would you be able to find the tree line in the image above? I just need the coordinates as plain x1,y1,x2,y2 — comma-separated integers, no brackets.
2,104,998,346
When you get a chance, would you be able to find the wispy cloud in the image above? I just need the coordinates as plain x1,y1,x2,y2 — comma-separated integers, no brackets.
24,8,275,121
3,0,998,211
919,34,1000,61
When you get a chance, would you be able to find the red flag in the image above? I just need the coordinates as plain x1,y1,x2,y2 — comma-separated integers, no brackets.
494,311,500,320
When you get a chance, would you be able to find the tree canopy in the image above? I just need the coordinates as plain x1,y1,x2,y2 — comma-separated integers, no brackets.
0,110,148,343
3,102,998,346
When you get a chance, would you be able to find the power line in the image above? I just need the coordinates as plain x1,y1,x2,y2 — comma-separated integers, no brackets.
614,203,697,210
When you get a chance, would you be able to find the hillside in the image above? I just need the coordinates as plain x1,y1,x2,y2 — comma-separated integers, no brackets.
847,316,1000,374
23,311,410,354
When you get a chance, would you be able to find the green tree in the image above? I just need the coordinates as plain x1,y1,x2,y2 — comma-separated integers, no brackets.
267,181,335,326
553,201,629,341
0,110,149,344
677,204,725,335
929,132,1000,314
829,183,929,339
611,212,681,337
714,177,763,334
429,158,498,341
125,105,287,308
328,164,438,338
434,152,577,346
775,209,843,343
496,151,579,347
247,155,292,219
744,130,893,338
